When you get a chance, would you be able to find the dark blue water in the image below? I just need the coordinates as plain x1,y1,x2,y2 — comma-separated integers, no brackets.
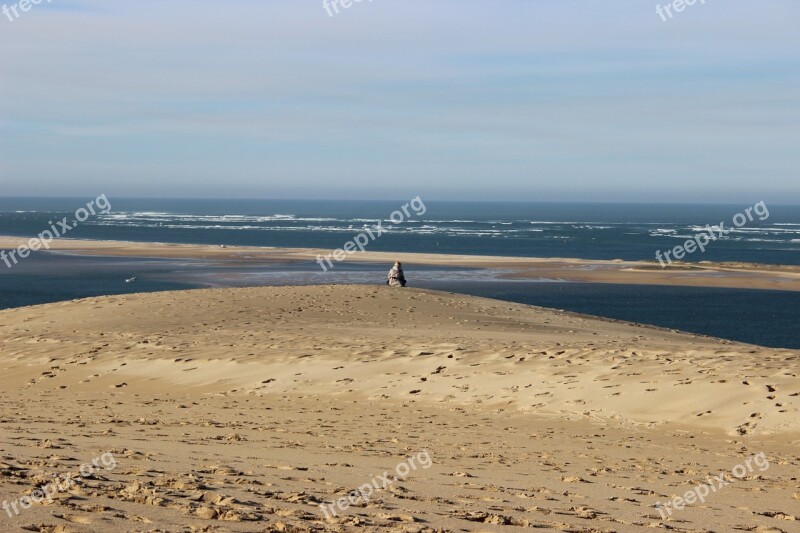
1,198,798,348
0,254,199,309
2,197,799,264
417,281,800,350
1,253,797,349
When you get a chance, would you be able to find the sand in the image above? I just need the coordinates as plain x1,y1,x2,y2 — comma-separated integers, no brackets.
0,284,798,532
2,236,800,292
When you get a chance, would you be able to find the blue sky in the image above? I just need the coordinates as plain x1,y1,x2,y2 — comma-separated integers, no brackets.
0,0,798,202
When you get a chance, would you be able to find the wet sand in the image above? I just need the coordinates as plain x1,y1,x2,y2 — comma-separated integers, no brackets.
2,236,800,292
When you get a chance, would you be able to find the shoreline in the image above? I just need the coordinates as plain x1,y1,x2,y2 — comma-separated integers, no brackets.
2,235,800,292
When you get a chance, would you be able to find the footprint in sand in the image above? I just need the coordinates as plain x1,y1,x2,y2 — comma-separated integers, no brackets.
54,513,92,524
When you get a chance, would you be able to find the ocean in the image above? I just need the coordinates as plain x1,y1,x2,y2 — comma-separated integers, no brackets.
1,198,798,348
2,197,800,264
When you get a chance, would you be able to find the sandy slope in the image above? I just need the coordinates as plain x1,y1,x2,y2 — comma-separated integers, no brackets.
0,285,798,532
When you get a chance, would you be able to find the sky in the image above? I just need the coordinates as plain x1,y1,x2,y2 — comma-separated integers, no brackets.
0,0,798,203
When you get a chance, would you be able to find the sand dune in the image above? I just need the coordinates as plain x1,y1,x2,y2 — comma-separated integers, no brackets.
0,285,798,531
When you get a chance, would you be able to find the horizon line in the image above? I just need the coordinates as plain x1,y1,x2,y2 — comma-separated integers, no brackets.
2,196,800,207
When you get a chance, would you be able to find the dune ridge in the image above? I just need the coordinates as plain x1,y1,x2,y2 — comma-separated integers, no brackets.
2,285,796,435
